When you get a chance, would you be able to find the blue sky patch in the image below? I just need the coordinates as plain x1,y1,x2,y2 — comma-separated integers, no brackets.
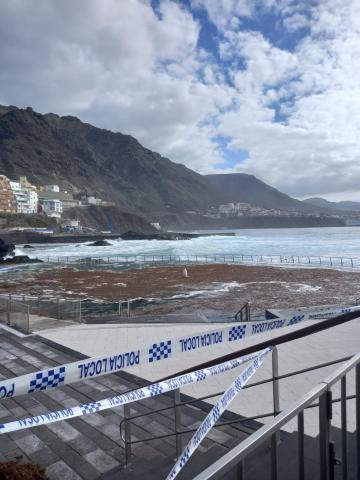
214,135,249,169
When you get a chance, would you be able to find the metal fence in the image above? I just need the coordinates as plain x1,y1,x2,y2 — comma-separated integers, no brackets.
42,254,360,270
0,297,30,333
0,294,133,333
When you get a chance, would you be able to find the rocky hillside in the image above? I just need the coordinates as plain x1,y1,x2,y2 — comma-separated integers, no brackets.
64,205,157,234
206,173,315,212
0,104,333,218
0,105,221,214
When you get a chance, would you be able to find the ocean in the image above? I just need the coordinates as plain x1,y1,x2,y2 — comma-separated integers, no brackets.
15,226,360,261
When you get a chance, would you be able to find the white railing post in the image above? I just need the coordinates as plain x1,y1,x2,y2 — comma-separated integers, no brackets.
7,294,11,325
27,303,30,334
79,300,82,323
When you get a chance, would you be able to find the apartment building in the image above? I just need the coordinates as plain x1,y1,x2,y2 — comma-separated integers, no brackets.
44,184,60,193
42,199,63,218
0,175,17,213
10,181,38,214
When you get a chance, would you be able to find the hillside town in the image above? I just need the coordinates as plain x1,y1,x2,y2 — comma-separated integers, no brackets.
0,174,110,219
206,201,330,218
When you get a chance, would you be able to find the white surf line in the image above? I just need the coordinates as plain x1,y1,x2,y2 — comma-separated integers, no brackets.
166,348,272,479
0,351,260,435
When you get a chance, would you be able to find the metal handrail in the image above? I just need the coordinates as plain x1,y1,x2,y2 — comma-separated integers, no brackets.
193,352,360,479
120,395,357,447
119,354,353,445
158,310,360,383
117,309,360,470
116,309,360,472
234,301,250,321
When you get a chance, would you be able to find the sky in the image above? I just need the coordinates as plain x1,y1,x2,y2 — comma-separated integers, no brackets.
0,0,359,201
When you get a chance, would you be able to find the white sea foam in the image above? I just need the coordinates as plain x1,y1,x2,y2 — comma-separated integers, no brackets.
15,226,360,261
285,284,322,293
234,281,321,293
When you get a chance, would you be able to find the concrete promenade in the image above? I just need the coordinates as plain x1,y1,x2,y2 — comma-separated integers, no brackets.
38,316,360,436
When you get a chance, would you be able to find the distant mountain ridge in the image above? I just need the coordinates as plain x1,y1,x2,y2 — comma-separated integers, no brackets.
206,173,314,212
303,197,360,212
0,104,330,217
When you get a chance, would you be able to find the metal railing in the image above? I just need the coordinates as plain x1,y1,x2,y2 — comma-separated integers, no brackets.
40,254,360,270
193,352,360,480
0,293,251,330
0,294,133,333
235,302,251,322
119,350,354,467
117,310,360,478
8,299,30,333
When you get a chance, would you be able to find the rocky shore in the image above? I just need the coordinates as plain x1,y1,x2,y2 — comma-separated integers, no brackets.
0,229,198,245
1,264,359,315
0,238,42,265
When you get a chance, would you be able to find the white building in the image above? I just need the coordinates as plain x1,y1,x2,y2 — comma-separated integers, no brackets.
219,203,235,214
42,199,63,218
87,196,104,206
10,181,38,214
44,185,60,193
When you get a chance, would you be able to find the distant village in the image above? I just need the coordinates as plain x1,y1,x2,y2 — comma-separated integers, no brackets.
0,174,358,234
0,174,113,232
205,202,322,218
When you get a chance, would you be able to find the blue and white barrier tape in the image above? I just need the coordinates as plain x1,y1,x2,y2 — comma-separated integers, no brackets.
166,347,272,480
0,352,260,435
1,304,358,400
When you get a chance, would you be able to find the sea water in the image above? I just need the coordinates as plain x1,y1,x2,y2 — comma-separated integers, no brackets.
15,226,360,260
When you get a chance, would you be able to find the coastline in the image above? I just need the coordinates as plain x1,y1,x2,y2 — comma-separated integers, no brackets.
2,263,359,315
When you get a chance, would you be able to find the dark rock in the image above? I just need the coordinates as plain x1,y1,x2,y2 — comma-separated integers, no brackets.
120,230,197,241
3,255,43,264
0,238,15,259
23,244,34,248
89,240,111,246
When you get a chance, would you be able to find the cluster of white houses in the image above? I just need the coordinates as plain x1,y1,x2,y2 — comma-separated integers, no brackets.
0,174,109,219
201,202,324,219
0,175,63,218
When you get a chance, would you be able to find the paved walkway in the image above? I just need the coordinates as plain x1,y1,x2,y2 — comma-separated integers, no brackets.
0,327,256,479
38,315,360,436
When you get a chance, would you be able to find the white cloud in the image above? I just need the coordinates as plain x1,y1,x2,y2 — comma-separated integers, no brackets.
0,0,232,171
191,0,276,30
282,13,309,32
210,0,360,198
0,0,360,200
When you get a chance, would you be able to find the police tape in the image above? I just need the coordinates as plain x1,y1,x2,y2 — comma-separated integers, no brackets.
166,347,272,480
0,351,262,435
1,303,357,400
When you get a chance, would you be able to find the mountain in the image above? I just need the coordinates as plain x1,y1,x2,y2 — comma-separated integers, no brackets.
303,197,360,212
0,104,335,220
206,173,315,212
0,105,221,214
